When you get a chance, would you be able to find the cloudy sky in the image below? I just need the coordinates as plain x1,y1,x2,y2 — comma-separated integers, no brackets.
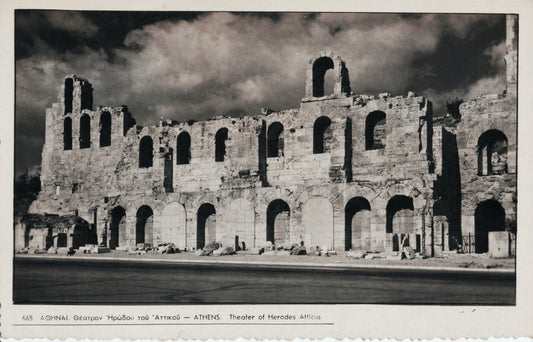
15,11,508,176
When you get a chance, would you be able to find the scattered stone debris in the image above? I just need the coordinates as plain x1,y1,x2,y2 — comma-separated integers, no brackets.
307,246,322,256
157,242,178,254
290,246,307,256
346,250,366,259
251,247,265,255
213,246,236,256
201,242,221,256
403,246,416,260
365,253,381,260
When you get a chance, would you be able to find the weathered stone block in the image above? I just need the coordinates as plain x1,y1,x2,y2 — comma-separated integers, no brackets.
489,231,511,258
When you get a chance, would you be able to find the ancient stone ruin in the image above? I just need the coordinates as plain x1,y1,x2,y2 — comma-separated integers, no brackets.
19,15,517,258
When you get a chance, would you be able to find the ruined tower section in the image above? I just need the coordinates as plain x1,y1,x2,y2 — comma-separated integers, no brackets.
60,75,93,115
451,15,517,255
29,76,136,222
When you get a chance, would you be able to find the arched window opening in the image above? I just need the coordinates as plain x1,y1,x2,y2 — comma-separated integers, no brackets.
475,199,505,253
176,132,191,165
313,116,333,154
365,111,386,150
312,57,334,97
477,130,508,176
64,78,73,114
136,205,153,246
215,128,229,162
109,206,126,249
139,136,153,168
345,197,371,251
267,122,284,157
386,195,414,234
197,203,216,250
99,112,111,147
266,199,290,246
79,114,91,149
63,117,72,150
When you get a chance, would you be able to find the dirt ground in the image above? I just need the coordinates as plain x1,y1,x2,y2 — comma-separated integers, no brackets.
18,249,516,270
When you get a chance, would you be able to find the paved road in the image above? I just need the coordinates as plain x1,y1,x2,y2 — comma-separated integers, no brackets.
13,258,515,304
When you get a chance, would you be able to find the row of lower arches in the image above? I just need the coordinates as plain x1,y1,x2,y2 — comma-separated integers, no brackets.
108,197,508,253
107,195,418,251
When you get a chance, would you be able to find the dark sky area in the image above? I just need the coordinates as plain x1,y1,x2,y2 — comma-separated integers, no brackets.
15,11,508,176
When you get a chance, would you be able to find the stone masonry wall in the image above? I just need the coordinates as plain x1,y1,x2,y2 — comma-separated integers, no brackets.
28,16,517,257
30,68,437,254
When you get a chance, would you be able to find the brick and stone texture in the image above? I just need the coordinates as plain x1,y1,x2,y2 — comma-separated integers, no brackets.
27,16,518,257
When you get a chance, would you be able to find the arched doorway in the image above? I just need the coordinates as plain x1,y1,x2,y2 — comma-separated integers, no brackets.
136,205,153,246
386,195,414,234
266,199,290,246
345,197,371,251
386,195,415,251
197,203,216,249
109,206,126,249
475,199,505,253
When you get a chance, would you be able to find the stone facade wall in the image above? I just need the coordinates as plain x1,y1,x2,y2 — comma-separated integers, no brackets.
27,16,518,256
29,71,437,254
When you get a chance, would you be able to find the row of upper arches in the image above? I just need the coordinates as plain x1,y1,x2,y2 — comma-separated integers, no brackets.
63,113,112,150
136,113,387,168
64,112,387,155
63,113,510,177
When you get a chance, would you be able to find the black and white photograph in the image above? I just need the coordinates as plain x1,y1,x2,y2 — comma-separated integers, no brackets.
3,1,532,340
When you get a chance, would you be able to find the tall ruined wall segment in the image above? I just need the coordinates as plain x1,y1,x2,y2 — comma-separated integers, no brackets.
431,14,518,254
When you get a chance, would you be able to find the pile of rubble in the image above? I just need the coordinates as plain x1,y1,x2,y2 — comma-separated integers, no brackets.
345,246,422,260
194,241,339,257
127,242,181,255
194,242,236,256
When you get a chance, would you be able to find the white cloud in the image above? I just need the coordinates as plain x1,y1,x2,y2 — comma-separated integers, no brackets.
19,13,504,117
44,11,99,36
